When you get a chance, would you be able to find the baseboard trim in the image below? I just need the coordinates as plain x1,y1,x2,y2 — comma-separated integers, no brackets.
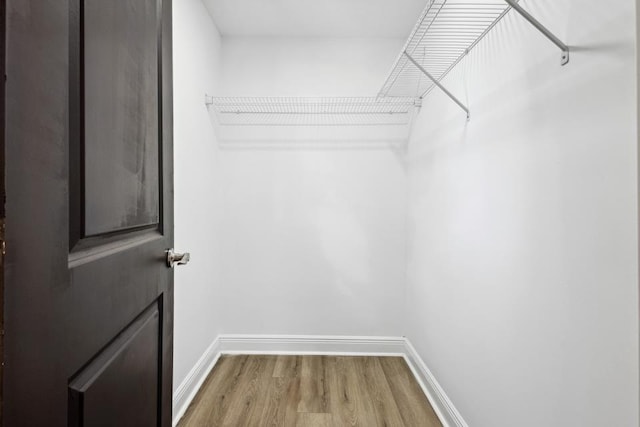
218,334,407,356
171,334,466,427
403,339,469,427
172,337,222,427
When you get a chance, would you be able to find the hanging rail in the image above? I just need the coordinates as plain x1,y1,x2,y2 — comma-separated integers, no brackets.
205,96,421,127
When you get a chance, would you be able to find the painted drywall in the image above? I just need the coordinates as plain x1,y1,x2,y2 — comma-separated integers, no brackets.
218,37,403,97
202,0,427,38
211,37,408,336
214,149,407,336
404,0,639,426
172,0,224,393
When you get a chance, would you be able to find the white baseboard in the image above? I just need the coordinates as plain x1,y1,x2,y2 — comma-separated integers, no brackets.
403,339,469,427
172,334,466,427
217,334,407,356
172,337,222,427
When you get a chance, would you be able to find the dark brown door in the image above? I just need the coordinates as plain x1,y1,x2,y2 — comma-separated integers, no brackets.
4,0,174,426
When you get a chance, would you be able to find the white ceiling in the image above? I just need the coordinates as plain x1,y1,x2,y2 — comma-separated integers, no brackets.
202,0,428,38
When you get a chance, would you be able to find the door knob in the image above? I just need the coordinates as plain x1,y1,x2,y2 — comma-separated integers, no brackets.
166,248,190,268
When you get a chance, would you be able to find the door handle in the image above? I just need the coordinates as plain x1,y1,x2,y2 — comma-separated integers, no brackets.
166,248,190,268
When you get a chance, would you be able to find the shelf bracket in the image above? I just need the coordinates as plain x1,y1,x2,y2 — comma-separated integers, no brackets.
504,0,569,65
205,94,214,106
403,51,470,121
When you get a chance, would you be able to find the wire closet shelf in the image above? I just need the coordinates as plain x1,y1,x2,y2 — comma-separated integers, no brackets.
207,97,420,127
379,0,511,99
206,1,568,127
378,0,569,104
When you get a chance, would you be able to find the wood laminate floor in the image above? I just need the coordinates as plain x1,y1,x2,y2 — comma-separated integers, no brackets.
178,355,443,427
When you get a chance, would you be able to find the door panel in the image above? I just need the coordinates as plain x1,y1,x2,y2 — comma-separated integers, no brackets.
4,1,174,426
83,0,160,236
68,301,160,427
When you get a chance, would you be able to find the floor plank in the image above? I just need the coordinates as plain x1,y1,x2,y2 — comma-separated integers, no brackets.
178,355,443,427
297,356,328,414
221,355,275,426
357,357,405,426
295,413,334,427
379,357,443,427
324,357,358,426
342,357,378,426
256,376,294,426
273,355,301,378
179,355,249,427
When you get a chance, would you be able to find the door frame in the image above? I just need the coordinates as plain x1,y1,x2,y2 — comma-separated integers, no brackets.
637,0,640,419
0,0,6,423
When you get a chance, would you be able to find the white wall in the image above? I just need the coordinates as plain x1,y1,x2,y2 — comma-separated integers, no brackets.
212,37,408,336
214,149,407,336
172,10,408,391
219,37,403,97
172,0,224,391
405,1,639,426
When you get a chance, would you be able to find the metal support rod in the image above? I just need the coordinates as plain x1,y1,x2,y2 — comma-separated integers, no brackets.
504,0,570,65
403,51,470,120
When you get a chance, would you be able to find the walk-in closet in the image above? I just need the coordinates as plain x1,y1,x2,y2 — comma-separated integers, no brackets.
169,0,639,425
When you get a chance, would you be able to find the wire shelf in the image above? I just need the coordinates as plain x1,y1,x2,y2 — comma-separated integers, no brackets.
207,1,568,129
379,0,512,98
207,97,420,126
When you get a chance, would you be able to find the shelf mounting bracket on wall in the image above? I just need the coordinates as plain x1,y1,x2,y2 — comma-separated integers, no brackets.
504,0,570,65
403,51,470,121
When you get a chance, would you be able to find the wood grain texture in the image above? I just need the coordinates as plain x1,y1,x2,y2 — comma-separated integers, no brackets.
379,357,443,427
179,356,442,427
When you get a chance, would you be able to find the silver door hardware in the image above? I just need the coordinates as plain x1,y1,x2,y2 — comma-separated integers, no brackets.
166,248,190,268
